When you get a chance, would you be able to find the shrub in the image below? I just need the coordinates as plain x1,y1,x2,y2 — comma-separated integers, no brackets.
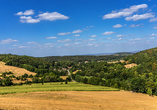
147,88,152,96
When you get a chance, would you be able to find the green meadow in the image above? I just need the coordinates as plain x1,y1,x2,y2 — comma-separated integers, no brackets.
0,82,119,95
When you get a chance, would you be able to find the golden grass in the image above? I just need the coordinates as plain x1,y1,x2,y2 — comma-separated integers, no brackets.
0,91,157,110
124,63,137,68
0,61,36,76
60,76,68,80
107,60,125,64
73,70,81,74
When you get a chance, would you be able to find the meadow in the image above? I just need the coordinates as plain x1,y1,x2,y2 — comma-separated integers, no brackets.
0,82,119,95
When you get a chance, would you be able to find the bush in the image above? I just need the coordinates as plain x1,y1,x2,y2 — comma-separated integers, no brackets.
3,77,13,86
147,88,152,96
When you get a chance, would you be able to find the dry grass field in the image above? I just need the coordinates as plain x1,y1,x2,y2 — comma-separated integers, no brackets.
0,91,157,110
124,63,137,68
60,76,68,80
0,61,36,77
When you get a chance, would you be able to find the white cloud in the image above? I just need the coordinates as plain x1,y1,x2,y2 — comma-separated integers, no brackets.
113,24,122,28
57,32,71,35
125,13,155,21
44,43,54,47
150,17,157,22
27,41,38,45
15,9,34,15
57,39,71,43
72,30,83,33
20,16,40,23
150,37,155,39
19,46,27,48
38,12,69,21
124,24,126,26
74,35,80,37
153,27,157,29
64,44,70,46
107,38,111,39
88,39,95,41
102,31,115,35
91,35,97,37
103,4,148,19
116,34,125,37
118,38,122,40
74,42,80,45
129,38,143,41
0,39,18,44
130,24,143,27
45,36,57,39
149,33,157,36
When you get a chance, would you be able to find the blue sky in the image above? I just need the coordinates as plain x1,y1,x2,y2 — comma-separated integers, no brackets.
0,0,157,57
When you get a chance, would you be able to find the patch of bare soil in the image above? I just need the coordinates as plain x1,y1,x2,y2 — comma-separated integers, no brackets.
0,91,157,110
0,61,36,76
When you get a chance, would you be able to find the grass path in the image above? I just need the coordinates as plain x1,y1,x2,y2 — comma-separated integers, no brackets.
0,82,119,95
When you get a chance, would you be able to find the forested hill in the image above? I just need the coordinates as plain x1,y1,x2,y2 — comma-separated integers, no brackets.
40,53,131,62
124,47,157,74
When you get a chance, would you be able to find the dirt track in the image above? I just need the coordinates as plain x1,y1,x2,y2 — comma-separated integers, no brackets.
0,91,157,110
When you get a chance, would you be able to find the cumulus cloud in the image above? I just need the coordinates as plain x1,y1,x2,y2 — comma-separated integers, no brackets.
129,38,143,41
125,13,155,21
102,31,115,35
64,44,70,46
150,17,157,22
27,41,38,45
91,35,97,37
45,36,57,39
57,39,71,43
20,16,40,23
148,33,157,36
130,24,143,27
15,10,69,23
103,4,148,19
15,9,34,15
18,46,27,48
57,32,71,35
72,30,83,33
116,34,125,37
38,12,69,21
118,38,122,40
88,39,96,41
74,35,80,37
113,24,122,28
0,39,18,44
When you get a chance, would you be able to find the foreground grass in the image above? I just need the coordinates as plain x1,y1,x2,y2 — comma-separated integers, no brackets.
0,82,119,95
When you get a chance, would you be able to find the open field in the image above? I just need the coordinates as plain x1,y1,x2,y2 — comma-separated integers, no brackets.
0,91,157,110
0,82,119,95
60,76,68,80
0,61,36,76
124,63,137,68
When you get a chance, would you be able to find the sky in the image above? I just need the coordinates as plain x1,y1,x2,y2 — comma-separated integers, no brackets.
0,0,157,57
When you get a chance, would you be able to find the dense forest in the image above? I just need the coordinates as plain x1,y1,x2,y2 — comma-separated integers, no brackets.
40,52,132,62
71,48,157,96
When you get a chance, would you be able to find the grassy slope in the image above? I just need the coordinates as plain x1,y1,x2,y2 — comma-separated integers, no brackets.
0,82,119,95
0,61,36,77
